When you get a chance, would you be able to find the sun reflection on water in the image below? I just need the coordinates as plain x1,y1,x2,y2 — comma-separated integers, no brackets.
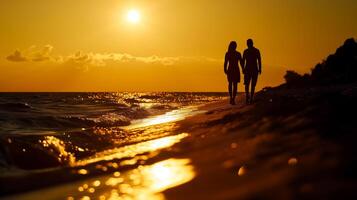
68,158,195,200
124,106,202,130
14,158,195,200
39,136,76,164
142,159,194,192
75,133,189,167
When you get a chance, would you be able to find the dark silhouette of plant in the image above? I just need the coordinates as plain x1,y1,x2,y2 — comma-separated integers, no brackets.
311,38,357,84
284,38,357,87
284,70,302,84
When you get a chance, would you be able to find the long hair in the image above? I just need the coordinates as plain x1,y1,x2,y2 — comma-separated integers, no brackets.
228,41,237,53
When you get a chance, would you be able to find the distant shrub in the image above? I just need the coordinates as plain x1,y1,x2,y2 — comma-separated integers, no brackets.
284,70,302,85
284,38,357,88
311,38,357,84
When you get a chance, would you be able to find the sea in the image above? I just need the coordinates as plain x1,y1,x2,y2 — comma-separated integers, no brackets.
0,92,226,170
0,92,228,199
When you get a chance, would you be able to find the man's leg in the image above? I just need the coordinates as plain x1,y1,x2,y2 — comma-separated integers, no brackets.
250,74,258,103
244,75,251,104
250,85,255,103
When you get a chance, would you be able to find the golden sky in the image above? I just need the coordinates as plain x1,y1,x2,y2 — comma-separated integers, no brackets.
1,0,356,92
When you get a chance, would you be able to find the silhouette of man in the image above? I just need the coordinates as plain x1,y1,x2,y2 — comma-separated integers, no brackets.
243,39,261,104
224,41,244,105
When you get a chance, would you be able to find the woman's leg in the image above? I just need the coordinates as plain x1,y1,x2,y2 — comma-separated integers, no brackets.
228,82,233,104
232,82,238,104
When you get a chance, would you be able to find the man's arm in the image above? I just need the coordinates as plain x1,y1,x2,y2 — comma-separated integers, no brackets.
257,49,262,74
224,53,228,74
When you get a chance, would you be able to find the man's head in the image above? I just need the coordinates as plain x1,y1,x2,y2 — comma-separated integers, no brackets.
247,39,254,48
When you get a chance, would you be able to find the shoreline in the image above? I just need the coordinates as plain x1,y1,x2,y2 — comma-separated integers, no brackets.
2,84,357,199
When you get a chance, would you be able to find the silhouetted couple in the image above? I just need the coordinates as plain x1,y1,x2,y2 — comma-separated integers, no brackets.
224,39,261,105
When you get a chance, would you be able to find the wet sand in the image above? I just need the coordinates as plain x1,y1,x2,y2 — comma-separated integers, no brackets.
2,84,357,200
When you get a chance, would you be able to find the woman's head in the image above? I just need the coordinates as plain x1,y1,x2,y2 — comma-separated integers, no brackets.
228,41,237,52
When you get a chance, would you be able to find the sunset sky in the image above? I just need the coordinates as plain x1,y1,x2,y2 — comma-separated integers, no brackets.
1,0,356,92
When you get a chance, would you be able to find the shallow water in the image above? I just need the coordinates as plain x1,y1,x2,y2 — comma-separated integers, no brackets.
5,158,195,200
0,92,224,199
1,106,197,200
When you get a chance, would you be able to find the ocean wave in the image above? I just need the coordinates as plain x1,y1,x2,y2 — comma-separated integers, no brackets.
139,94,162,100
0,117,90,133
0,103,32,112
150,104,177,110
0,92,226,133
0,114,134,131
87,113,132,127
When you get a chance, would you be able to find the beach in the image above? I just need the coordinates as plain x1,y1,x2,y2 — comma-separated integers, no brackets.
1,84,357,200
1,0,357,199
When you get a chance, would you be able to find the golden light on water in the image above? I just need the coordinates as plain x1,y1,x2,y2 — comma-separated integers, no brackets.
125,107,201,130
9,107,199,200
78,169,88,175
75,133,189,166
92,180,101,187
8,121,196,200
141,159,194,192
39,136,75,164
105,177,124,186
74,107,196,167
70,158,195,200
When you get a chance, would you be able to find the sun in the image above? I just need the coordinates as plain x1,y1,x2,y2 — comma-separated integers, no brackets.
127,9,141,24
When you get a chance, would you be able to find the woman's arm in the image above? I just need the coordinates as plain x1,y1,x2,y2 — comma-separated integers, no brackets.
239,53,244,73
242,51,247,74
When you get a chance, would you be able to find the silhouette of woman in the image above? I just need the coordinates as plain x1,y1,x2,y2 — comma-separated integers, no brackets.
224,41,243,105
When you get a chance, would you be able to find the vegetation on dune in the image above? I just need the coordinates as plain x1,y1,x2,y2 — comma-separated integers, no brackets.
284,38,357,87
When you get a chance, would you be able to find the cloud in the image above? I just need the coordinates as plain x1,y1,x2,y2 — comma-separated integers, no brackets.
6,45,53,62
5,45,220,67
63,51,183,67
6,50,27,62
32,45,53,62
